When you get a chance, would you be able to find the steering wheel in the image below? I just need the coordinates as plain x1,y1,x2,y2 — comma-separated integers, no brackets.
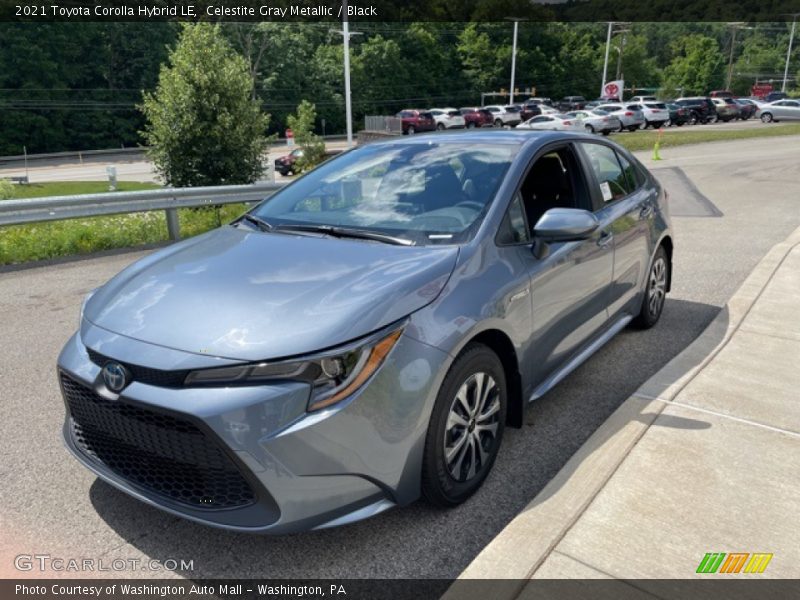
455,200,485,212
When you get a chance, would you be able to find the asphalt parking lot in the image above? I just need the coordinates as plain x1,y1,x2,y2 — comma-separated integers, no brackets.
1,135,799,579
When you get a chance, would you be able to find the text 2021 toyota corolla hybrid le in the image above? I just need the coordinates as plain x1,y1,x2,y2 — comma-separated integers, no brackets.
58,131,672,533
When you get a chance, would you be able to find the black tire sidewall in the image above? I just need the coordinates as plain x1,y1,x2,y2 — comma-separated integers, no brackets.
422,344,507,507
634,246,668,329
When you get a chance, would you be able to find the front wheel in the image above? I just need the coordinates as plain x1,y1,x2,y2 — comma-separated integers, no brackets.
407,125,416,135
585,124,595,134
466,121,476,129
494,119,504,127
633,246,668,329
421,344,507,507
627,126,639,132
761,112,774,123
436,123,445,131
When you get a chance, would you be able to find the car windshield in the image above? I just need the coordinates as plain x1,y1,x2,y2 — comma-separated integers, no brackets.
592,109,610,115
252,142,518,245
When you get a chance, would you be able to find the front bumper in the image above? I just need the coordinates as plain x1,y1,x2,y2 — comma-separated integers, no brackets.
57,323,449,533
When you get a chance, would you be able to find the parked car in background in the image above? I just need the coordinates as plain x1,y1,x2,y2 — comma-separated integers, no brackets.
429,108,466,130
459,107,494,128
630,102,669,128
515,114,582,132
757,99,800,122
584,100,604,110
539,105,560,116
765,91,788,103
733,98,756,120
563,109,620,135
711,98,739,122
274,148,304,176
396,109,437,134
557,96,587,111
709,90,734,98
596,103,646,132
520,101,543,121
675,97,717,124
523,97,553,106
665,103,689,127
630,95,657,103
483,105,523,127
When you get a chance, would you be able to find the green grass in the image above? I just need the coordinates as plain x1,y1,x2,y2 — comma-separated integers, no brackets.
615,122,800,153
0,181,248,265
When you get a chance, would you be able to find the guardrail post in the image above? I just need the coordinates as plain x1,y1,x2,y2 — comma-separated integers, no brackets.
165,208,180,241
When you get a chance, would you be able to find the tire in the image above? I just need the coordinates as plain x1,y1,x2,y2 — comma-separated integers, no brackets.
688,113,698,126
664,119,672,127
633,245,669,329
494,119,504,127
601,130,610,136
436,123,445,131
627,126,639,132
761,112,773,123
407,125,416,135
708,114,719,124
421,343,507,507
639,121,648,130
585,124,595,134
618,122,625,133
467,121,476,129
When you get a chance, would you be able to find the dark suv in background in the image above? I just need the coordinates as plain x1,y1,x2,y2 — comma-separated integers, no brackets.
557,96,587,111
674,97,718,124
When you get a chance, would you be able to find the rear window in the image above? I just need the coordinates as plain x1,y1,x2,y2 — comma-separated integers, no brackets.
447,110,460,117
646,103,667,109
580,143,635,203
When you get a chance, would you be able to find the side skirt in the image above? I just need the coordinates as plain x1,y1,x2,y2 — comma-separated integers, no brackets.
528,314,633,403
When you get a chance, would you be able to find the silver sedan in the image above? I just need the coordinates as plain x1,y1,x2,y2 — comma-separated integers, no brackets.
757,99,800,123
564,110,622,135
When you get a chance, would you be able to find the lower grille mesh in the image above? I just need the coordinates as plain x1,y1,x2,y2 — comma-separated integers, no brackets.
61,373,255,509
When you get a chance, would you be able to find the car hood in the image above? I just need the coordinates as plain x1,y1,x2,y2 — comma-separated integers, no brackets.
84,226,458,361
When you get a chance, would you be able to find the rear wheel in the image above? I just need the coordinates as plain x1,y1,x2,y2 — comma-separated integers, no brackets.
585,124,595,134
627,126,639,132
494,119,504,127
633,246,668,329
407,125,416,135
466,121,476,129
436,123,445,131
688,113,699,125
421,344,507,507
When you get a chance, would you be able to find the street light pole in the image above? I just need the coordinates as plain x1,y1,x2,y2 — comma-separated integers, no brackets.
505,18,525,105
726,23,746,91
782,14,799,92
332,0,361,148
601,22,613,97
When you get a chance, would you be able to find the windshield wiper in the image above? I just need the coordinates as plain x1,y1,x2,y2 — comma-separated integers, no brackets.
274,224,415,246
238,213,273,232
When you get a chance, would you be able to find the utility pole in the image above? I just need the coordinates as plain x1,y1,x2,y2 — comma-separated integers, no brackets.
615,30,631,81
331,1,361,147
726,23,746,91
782,14,800,92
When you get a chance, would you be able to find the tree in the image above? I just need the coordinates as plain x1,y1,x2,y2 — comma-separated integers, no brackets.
661,34,725,97
286,101,325,173
140,23,270,187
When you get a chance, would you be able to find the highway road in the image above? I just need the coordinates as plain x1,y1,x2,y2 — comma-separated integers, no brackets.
1,135,799,579
0,119,785,185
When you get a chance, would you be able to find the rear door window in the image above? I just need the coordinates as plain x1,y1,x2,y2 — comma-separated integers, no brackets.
580,143,635,204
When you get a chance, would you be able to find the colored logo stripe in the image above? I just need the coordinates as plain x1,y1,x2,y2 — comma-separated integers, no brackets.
697,552,773,574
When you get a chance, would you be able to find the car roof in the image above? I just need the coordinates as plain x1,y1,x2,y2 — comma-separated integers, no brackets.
367,130,576,148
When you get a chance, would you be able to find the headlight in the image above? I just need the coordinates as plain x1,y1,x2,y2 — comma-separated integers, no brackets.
184,326,404,412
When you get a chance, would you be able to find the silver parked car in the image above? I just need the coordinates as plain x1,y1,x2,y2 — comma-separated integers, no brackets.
58,131,673,533
757,99,800,122
596,103,646,131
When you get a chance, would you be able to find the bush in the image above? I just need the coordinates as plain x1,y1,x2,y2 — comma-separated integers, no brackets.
287,100,326,173
0,179,14,200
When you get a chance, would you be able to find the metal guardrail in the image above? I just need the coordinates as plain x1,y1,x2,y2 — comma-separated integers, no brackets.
364,116,402,134
0,182,285,240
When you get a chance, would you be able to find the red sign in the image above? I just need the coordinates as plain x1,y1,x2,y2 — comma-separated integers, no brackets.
751,84,773,99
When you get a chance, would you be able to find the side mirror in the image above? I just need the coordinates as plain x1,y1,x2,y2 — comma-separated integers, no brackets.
531,208,599,259
533,208,599,242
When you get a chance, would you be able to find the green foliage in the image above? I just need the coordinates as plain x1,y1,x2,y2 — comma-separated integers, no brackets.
287,101,326,173
0,179,14,200
140,23,271,187
661,35,725,97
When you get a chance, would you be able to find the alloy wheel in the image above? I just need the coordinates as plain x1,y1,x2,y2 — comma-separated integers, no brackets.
648,257,667,317
443,372,501,482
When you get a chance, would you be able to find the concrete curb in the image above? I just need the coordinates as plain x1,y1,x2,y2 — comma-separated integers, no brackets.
445,224,800,595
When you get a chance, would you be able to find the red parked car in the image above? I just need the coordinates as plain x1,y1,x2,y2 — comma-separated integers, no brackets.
459,107,494,128
395,109,436,134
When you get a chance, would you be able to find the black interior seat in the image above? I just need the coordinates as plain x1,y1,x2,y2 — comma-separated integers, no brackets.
522,155,573,226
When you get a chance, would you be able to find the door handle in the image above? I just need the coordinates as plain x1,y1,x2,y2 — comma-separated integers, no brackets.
597,230,613,248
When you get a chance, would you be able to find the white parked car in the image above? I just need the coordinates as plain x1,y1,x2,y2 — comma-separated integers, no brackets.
629,102,670,128
516,114,582,132
757,99,800,123
539,105,560,116
482,105,523,127
630,95,657,103
564,110,621,135
429,108,466,130
596,103,646,132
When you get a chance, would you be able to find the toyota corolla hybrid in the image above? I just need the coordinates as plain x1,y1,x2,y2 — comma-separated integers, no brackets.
58,131,672,533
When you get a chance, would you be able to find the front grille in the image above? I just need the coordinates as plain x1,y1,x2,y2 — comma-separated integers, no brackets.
61,373,255,510
86,348,188,388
